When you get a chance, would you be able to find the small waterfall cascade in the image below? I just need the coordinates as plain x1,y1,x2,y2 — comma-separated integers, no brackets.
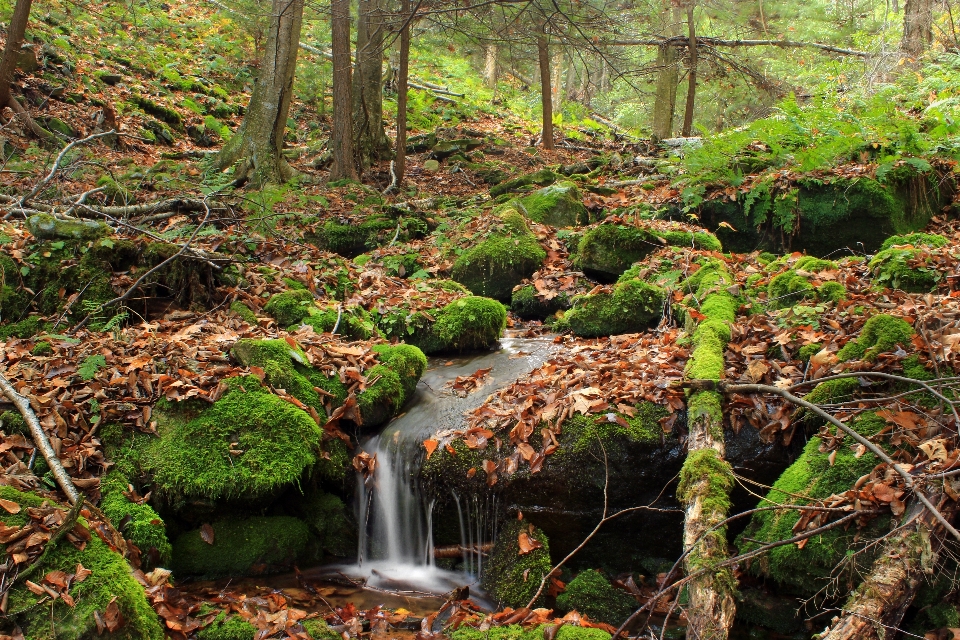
342,336,557,596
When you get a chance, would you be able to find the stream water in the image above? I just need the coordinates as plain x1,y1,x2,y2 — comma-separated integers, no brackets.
336,333,558,598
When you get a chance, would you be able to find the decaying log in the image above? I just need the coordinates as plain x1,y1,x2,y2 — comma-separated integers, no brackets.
819,491,959,640
433,543,493,559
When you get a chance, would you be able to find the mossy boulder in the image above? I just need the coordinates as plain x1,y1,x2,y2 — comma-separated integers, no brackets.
100,469,172,568
26,213,110,240
556,570,637,625
482,518,552,608
836,314,914,362
510,284,572,320
264,289,315,326
868,243,945,292
307,217,412,258
171,516,311,578
0,486,164,640
555,279,666,337
292,491,355,557
196,612,256,640
489,169,561,197
576,223,722,282
451,212,546,301
144,376,333,507
879,232,948,251
736,412,893,596
517,181,589,227
766,257,843,309
229,300,258,325
449,625,611,640
377,296,506,354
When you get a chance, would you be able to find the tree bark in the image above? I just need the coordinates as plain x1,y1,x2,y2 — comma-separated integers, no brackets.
901,0,934,57
0,0,33,109
681,1,697,137
352,0,391,171
651,4,681,141
537,33,554,150
484,43,498,89
820,491,958,640
394,0,411,185
330,0,357,181
214,0,303,186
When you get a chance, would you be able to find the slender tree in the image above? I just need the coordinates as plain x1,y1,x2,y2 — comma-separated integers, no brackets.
537,30,554,149
353,0,392,171
901,0,934,57
680,0,697,136
330,0,357,181
214,0,304,186
394,0,412,185
651,3,681,141
0,0,32,109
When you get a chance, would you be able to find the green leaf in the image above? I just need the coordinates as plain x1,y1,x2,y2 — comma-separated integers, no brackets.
78,354,107,381
100,238,115,248
50,241,65,250
19,266,29,276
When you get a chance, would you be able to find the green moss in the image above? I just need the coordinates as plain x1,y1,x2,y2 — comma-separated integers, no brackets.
451,214,546,302
736,413,892,596
817,280,847,303
100,470,171,567
307,218,398,258
556,279,665,338
373,344,428,405
901,353,933,381
793,256,837,272
488,169,561,197
879,232,948,251
196,612,256,640
556,570,637,625
0,315,45,340
517,181,589,227
577,223,722,281
0,410,27,434
26,213,109,240
304,619,341,640
295,492,355,557
30,340,52,355
171,516,311,578
836,314,915,362
868,246,943,292
767,271,816,309
433,296,507,352
0,487,163,640
564,405,665,453
299,305,374,340
797,343,823,362
264,289,315,326
510,284,570,320
145,376,325,503
482,518,552,608
230,300,258,325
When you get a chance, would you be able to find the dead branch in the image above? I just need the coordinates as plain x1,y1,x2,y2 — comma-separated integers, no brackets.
7,96,54,143
0,372,81,504
20,130,118,206
433,543,493,559
605,36,869,57
688,379,960,544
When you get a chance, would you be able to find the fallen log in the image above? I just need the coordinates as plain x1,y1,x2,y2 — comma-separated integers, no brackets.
433,543,493,559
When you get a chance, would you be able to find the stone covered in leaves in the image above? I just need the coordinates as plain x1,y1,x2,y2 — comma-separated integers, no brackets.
481,517,552,608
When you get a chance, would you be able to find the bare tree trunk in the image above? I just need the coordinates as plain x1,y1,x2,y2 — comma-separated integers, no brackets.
564,52,577,101
214,0,303,186
394,0,411,184
330,0,357,181
599,57,610,93
820,491,958,640
352,0,391,171
537,33,554,150
0,0,32,108
681,1,697,137
484,43,498,88
651,4,682,141
901,0,934,57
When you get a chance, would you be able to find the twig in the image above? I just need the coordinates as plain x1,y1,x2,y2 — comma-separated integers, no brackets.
388,221,401,247
383,160,399,195
14,498,84,583
21,131,118,206
0,373,80,504
330,305,343,335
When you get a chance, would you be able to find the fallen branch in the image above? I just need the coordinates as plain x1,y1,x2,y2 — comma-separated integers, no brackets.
433,543,493,559
7,96,54,143
0,373,81,505
606,35,869,57
409,81,464,98
20,130,118,206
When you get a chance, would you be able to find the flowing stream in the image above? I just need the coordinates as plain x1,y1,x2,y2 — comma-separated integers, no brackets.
339,333,557,597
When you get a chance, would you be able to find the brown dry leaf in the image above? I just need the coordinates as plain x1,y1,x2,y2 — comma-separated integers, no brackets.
423,439,439,460
871,483,896,503
43,570,70,589
518,532,543,555
919,438,950,463
0,499,21,515
200,523,215,545
24,581,45,596
104,597,124,632
74,564,92,583
745,360,769,383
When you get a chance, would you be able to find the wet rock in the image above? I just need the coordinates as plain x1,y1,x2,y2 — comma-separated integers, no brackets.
26,213,110,240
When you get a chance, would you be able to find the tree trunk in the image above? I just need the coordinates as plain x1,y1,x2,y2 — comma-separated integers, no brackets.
681,1,697,137
651,4,682,141
352,0,391,171
0,0,33,109
564,52,577,101
820,491,958,640
901,0,934,57
214,0,303,186
537,34,554,150
484,43,498,89
330,0,357,181
394,0,411,184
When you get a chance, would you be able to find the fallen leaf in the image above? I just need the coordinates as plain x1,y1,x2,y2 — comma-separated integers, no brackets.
200,523,215,545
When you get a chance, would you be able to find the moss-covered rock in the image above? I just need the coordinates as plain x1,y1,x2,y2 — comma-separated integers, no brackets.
293,491,355,557
736,412,892,596
510,284,571,320
449,625,611,640
304,619,341,640
879,232,948,251
100,469,172,568
556,570,637,625
229,300,258,325
836,314,914,362
197,612,256,640
145,376,329,505
517,181,589,227
555,279,665,338
451,212,546,301
488,169,561,197
300,305,375,340
26,213,110,240
432,296,507,352
482,518,552,608
766,257,843,309
307,217,407,258
264,289,315,326
868,245,944,292
0,486,164,640
576,223,722,282
171,516,311,578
